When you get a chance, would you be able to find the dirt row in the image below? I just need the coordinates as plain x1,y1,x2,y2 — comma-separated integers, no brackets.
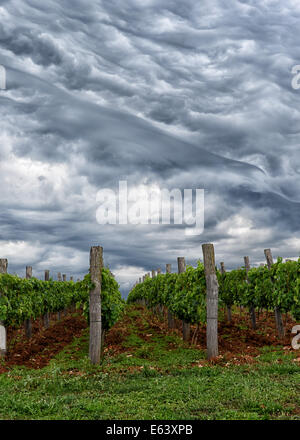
106,306,299,365
0,306,298,372
0,314,87,373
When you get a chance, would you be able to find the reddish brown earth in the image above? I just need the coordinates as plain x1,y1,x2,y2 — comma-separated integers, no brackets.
172,308,297,365
0,306,298,373
0,314,87,373
103,306,299,368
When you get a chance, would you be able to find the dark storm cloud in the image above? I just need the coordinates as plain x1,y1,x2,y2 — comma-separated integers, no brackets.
0,0,299,294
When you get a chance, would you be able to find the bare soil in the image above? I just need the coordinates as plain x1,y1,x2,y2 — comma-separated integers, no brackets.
0,306,298,372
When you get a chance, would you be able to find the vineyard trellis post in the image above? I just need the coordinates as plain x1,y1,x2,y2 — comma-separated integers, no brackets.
62,274,67,316
0,259,8,359
89,245,103,364
220,262,231,322
264,248,285,339
166,263,175,329
141,275,146,306
244,256,257,330
156,268,163,316
43,270,50,328
57,272,62,320
202,244,219,359
178,257,190,341
25,266,33,338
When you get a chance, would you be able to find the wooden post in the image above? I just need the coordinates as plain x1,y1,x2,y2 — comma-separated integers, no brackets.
202,244,219,359
25,266,33,339
141,274,146,306
156,268,163,315
62,274,67,316
43,270,50,328
89,246,103,364
70,276,73,282
244,256,256,329
57,272,62,320
177,257,186,274
178,257,190,341
0,259,8,359
166,264,175,329
151,270,156,278
220,262,231,323
141,275,147,306
264,249,285,339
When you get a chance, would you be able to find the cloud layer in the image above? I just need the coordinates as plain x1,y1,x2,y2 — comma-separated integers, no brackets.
0,0,299,295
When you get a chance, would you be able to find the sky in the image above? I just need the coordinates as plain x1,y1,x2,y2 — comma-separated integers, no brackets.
0,0,299,296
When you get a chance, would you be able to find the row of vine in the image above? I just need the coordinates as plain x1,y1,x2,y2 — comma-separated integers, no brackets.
0,268,124,331
127,258,300,323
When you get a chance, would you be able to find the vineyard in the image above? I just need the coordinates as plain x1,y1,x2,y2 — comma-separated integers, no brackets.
0,245,299,420
0,245,299,362
0,251,124,361
0,269,123,330
128,255,300,341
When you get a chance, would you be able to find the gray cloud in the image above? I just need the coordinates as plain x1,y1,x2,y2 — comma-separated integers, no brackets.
0,0,299,295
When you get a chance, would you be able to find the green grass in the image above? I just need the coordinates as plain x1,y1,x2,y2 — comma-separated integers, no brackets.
0,305,299,420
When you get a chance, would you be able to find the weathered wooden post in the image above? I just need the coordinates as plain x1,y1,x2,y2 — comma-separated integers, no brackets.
155,268,164,316
24,266,33,338
151,270,156,278
220,262,231,323
57,272,62,320
89,246,103,364
62,274,68,316
264,249,285,339
244,256,256,329
166,264,175,329
0,259,8,359
202,244,219,359
70,276,74,282
178,257,190,341
141,275,146,306
43,270,50,328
